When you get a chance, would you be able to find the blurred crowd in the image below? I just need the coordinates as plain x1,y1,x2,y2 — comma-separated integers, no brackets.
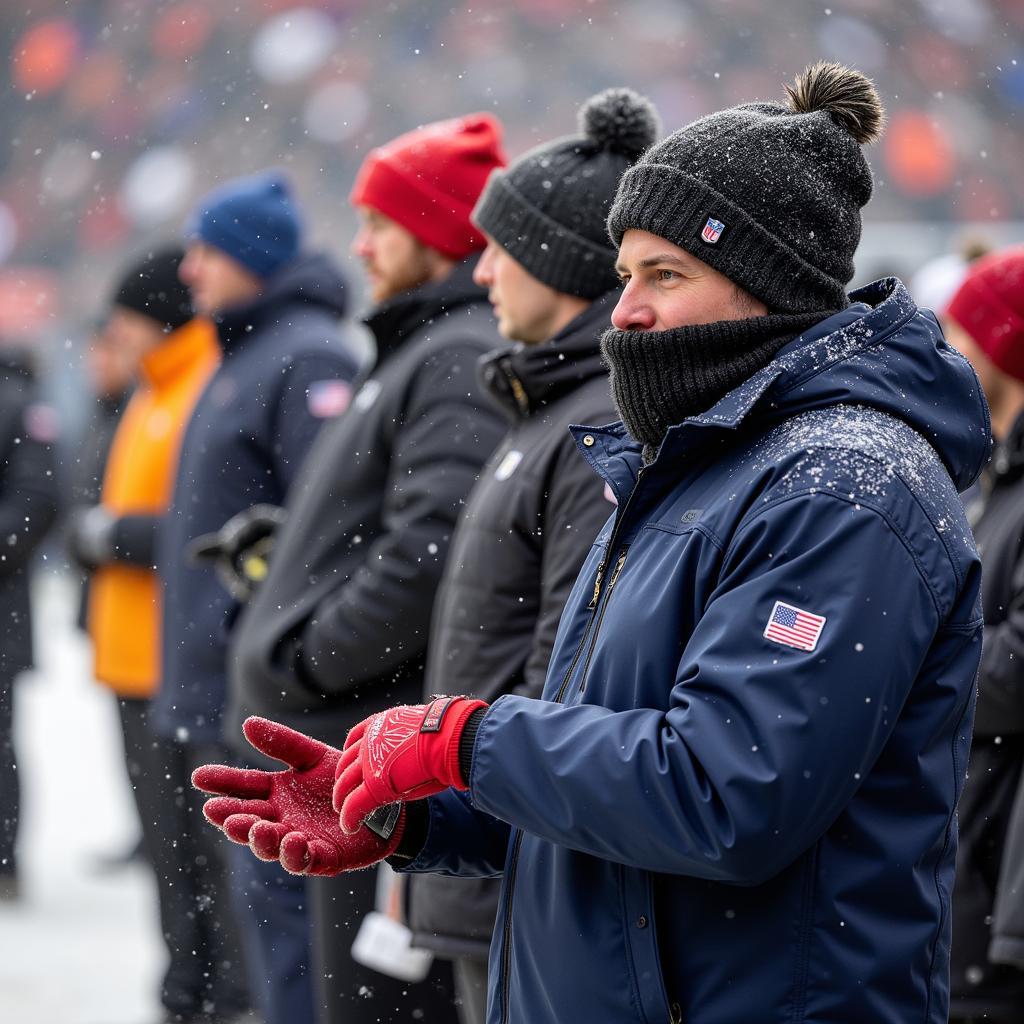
0,0,1023,343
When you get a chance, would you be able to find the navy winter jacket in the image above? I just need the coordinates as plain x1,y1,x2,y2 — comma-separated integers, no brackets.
401,280,990,1024
153,253,363,742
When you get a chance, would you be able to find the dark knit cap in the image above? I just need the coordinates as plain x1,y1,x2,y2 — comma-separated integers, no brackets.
607,62,886,314
473,88,660,300
189,170,303,279
113,245,193,331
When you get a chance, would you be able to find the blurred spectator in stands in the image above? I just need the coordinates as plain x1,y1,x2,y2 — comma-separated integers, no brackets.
155,171,364,1024
66,316,135,630
945,246,1024,1024
0,341,59,900
70,246,223,1019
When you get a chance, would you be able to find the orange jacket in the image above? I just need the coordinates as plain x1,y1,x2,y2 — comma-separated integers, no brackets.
89,318,219,696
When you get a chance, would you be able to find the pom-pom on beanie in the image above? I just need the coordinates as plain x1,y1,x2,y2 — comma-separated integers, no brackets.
472,87,660,299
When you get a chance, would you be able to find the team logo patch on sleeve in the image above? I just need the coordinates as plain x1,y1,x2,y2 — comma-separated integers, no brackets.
763,600,826,652
307,380,352,418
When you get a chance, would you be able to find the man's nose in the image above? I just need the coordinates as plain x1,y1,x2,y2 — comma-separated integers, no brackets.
611,283,655,331
351,227,371,258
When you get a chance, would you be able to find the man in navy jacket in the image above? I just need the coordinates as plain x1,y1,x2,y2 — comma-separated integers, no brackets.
156,171,363,1024
196,66,990,1024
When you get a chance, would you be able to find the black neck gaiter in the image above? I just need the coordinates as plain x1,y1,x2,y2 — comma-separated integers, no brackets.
600,311,832,459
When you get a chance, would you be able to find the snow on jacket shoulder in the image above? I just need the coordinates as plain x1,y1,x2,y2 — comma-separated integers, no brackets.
404,279,990,1024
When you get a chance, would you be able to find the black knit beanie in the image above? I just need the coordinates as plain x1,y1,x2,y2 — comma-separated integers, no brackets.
113,245,193,332
472,88,660,300
607,62,885,313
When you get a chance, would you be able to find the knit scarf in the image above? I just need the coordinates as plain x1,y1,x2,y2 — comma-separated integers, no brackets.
600,311,832,459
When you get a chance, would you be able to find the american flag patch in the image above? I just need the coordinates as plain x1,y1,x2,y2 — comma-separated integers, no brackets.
307,379,352,418
763,600,826,652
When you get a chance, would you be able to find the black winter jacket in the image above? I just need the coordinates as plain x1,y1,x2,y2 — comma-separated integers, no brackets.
0,352,58,674
950,410,1024,1020
153,253,362,742
225,260,506,757
407,294,619,959
67,391,126,628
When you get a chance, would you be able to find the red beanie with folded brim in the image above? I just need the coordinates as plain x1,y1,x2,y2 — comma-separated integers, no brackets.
947,246,1024,383
350,113,507,260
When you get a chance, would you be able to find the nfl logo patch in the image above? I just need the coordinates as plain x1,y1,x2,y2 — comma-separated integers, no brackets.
701,217,725,244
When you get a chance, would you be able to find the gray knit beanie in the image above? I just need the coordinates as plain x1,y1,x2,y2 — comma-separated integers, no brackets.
472,88,660,300
607,62,886,314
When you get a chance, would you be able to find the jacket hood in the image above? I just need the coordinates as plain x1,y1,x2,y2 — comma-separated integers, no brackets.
363,257,486,360
216,251,348,343
622,278,991,493
480,290,615,418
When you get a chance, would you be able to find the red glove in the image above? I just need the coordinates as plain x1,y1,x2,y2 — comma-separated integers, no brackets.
191,716,404,875
334,696,487,834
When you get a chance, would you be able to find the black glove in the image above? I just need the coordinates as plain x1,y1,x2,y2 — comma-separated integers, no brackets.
67,505,117,570
187,504,287,602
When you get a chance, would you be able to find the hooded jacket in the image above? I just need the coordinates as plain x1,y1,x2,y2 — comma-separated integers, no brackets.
408,292,619,958
153,253,362,742
401,279,990,1024
950,410,1024,1019
225,259,506,755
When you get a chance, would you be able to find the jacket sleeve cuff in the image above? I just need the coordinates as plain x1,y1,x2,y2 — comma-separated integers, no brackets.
386,799,430,865
458,707,489,788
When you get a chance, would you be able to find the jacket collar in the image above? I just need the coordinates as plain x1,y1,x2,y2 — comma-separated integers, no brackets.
572,278,989,497
363,257,486,363
480,291,616,419
215,252,349,353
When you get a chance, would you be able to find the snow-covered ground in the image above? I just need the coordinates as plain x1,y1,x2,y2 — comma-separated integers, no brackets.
0,571,164,1024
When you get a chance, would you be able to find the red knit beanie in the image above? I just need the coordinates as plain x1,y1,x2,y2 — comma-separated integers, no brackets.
946,246,1024,383
350,113,506,259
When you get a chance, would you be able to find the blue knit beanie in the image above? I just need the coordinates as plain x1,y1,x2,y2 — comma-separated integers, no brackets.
190,171,302,278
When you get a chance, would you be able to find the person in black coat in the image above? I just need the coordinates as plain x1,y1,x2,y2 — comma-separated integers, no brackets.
403,88,659,1023
153,171,365,1024
944,246,1024,1023
224,115,507,1024
0,346,59,899
66,316,134,631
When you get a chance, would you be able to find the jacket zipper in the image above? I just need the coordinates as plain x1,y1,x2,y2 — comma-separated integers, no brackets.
578,547,627,693
499,468,645,1024
506,367,530,416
